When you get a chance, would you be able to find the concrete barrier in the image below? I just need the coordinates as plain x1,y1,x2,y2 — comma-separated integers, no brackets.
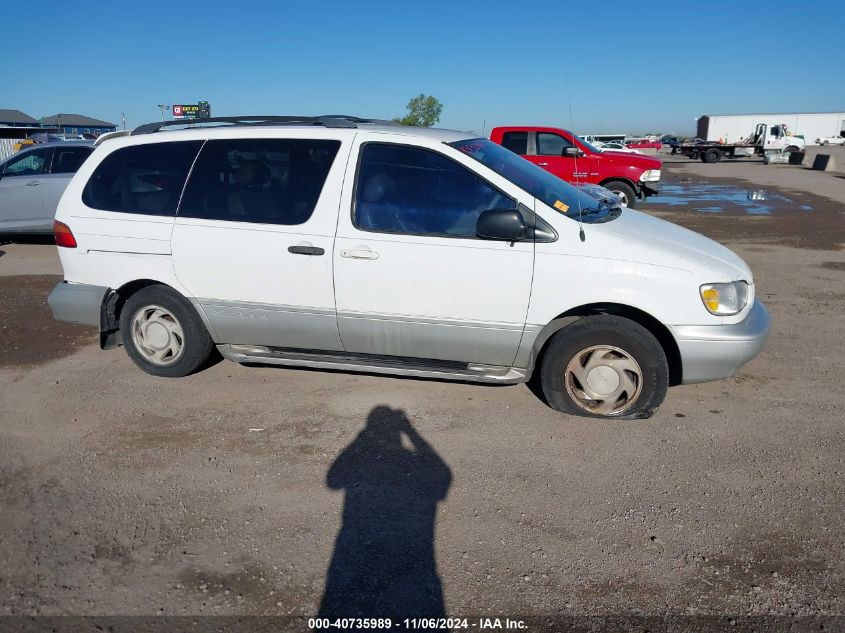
811,154,837,171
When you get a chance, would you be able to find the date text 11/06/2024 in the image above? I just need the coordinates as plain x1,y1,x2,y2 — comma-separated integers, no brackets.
308,617,528,629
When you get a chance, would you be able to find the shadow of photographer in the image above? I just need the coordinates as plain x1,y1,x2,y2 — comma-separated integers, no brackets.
319,405,452,620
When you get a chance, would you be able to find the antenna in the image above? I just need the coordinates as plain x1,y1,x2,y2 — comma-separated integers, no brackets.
565,76,585,242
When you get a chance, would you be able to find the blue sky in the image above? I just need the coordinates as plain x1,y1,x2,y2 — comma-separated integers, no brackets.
3,0,842,136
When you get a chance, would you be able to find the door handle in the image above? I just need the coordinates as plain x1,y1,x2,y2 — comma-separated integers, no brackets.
288,245,325,256
537,162,549,166
341,247,379,260
25,181,40,186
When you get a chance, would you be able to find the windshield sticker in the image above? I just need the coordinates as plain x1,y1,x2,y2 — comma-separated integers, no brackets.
456,142,484,154
554,200,570,213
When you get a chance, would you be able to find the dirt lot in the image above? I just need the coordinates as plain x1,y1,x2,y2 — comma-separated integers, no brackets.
1,156,844,632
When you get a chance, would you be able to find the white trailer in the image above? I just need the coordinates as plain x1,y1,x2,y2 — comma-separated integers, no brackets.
697,112,845,146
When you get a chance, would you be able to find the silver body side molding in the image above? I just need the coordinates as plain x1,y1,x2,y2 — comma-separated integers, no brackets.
217,344,529,384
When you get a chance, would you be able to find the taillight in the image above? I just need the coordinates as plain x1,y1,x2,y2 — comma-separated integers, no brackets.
53,220,77,248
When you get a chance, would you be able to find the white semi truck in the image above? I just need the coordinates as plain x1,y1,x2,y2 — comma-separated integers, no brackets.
678,124,805,163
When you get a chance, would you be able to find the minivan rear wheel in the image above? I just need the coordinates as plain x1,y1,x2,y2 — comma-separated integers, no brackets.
539,315,669,419
120,285,215,377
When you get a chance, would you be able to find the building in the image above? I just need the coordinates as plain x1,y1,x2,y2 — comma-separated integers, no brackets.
40,113,117,137
697,112,845,145
0,109,57,160
0,108,40,127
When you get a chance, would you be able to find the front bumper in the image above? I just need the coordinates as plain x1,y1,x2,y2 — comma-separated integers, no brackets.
670,300,770,384
639,180,660,197
48,281,109,328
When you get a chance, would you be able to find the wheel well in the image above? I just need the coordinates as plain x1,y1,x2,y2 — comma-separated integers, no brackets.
532,303,683,387
100,279,169,349
599,177,636,190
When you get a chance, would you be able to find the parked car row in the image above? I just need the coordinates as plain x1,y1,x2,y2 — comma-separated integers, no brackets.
44,115,768,421
624,138,663,150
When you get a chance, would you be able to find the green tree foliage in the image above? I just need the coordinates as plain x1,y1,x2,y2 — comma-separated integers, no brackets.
394,94,444,127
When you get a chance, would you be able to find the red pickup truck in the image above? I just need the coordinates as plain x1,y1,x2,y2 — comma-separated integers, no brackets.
490,126,661,208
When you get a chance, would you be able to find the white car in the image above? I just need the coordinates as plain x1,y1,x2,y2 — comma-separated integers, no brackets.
0,142,94,233
598,141,641,154
816,136,845,146
48,115,769,419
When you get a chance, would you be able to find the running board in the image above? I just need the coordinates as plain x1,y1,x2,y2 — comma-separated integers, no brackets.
217,344,528,384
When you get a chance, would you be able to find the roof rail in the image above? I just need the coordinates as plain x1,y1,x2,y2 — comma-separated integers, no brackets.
130,115,397,136
94,130,132,146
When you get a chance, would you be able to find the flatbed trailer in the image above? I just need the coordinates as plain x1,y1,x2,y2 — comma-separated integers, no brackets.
676,123,806,164
676,143,758,163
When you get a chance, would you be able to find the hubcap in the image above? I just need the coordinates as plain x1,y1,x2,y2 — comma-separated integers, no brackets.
131,305,185,367
564,345,643,416
613,190,629,206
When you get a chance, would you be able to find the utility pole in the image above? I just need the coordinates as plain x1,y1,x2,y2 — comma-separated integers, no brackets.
121,112,126,130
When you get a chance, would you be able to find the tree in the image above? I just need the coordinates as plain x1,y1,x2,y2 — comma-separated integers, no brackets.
394,94,443,127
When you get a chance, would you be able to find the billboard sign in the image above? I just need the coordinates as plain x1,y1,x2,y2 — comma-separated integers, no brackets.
172,104,202,119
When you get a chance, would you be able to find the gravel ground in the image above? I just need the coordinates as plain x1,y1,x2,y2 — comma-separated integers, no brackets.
1,157,843,632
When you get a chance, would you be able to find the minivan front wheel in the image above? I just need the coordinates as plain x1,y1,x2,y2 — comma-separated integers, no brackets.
120,285,215,377
539,315,669,419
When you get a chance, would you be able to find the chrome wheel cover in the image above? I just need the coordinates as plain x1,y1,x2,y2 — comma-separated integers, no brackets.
131,304,185,367
565,345,643,416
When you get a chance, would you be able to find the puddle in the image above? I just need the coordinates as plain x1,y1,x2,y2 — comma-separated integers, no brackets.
0,275,94,367
647,183,813,215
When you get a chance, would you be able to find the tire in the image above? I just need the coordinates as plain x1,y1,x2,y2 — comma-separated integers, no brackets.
703,148,721,163
603,180,637,208
120,285,215,377
539,315,669,419
784,145,800,154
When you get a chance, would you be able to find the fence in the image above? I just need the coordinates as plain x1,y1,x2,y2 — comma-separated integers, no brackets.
0,138,18,162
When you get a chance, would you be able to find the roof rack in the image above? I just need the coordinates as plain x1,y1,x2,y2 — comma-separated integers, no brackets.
130,115,397,136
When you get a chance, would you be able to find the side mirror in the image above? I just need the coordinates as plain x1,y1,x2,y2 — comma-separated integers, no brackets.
562,146,580,157
476,209,526,241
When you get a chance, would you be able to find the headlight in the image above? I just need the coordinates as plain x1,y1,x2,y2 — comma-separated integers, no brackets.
699,281,749,315
640,169,661,182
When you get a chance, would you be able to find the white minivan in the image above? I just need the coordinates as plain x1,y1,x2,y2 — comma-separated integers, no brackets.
48,116,769,419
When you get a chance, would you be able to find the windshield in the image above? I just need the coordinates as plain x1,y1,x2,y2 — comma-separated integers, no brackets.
448,138,621,223
574,135,602,154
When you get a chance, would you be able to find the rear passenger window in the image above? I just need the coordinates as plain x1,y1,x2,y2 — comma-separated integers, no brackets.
82,141,202,216
178,138,340,225
501,132,528,155
51,147,92,174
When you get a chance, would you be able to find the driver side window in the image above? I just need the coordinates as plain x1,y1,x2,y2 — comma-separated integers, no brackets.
537,133,573,156
3,148,49,176
353,143,513,238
